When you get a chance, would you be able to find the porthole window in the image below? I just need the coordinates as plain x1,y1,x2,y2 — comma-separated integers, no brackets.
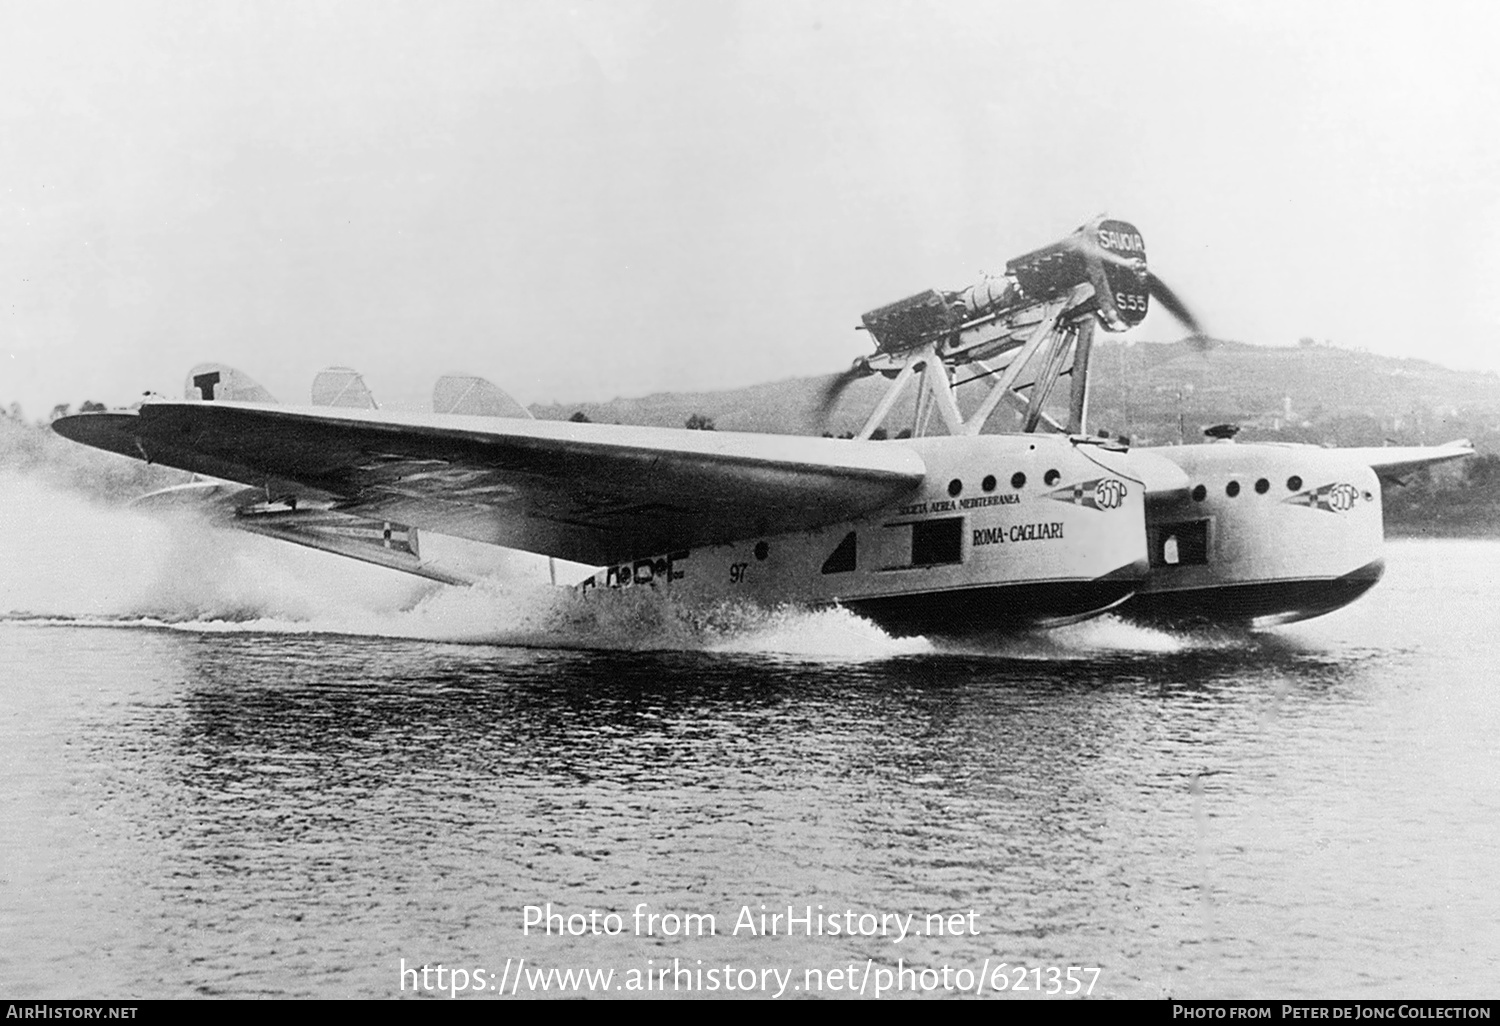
1287,475,1303,491
1011,472,1026,489
1191,484,1207,502
947,478,963,497
1255,478,1269,494
754,541,769,561
981,474,996,493
1044,469,1060,486
1226,480,1241,498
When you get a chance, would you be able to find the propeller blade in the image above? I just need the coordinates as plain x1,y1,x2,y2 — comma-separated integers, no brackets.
815,362,871,421
1062,228,1210,343
1146,272,1204,337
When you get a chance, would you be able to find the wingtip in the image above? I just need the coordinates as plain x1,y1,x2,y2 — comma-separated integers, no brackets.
51,410,142,454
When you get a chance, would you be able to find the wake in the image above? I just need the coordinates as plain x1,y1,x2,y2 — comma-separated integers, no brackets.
0,475,925,658
0,475,1242,660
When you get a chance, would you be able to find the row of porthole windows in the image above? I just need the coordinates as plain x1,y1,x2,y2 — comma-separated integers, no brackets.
947,468,1063,498
1191,475,1304,502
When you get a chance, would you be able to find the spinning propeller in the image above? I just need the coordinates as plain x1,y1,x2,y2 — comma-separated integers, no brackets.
815,359,874,417
1065,227,1205,340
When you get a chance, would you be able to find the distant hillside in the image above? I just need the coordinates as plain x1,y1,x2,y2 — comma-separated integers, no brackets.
531,376,854,436
532,339,1500,449
1084,339,1500,451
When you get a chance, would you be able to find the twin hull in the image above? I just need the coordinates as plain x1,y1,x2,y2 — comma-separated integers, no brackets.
583,436,1387,637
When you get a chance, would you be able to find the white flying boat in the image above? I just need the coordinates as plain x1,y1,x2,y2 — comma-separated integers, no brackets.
53,218,1472,637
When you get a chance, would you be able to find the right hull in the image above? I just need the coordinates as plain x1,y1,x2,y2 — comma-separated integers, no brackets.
1121,558,1385,628
1120,443,1387,628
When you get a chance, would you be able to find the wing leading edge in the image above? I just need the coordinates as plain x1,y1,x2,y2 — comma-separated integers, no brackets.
54,402,926,566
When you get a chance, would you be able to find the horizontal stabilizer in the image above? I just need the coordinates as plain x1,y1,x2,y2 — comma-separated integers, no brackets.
312,367,379,409
184,363,276,403
432,373,533,418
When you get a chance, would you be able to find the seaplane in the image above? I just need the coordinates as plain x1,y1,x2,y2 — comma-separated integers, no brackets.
53,218,1473,637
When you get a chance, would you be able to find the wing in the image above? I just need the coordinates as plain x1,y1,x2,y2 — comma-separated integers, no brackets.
54,402,926,565
1339,439,1475,483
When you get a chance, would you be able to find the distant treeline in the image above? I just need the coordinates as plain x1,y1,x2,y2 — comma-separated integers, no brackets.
1383,455,1500,537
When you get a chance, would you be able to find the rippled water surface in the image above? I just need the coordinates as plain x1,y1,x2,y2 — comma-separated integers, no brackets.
1,483,1497,999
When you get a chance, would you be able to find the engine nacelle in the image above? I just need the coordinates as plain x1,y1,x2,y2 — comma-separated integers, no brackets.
857,217,1151,356
1006,217,1149,332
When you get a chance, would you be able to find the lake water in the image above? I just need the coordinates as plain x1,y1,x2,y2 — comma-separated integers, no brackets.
1,479,1497,999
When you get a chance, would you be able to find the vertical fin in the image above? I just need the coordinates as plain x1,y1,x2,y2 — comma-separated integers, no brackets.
311,367,379,409
184,363,277,403
432,373,533,418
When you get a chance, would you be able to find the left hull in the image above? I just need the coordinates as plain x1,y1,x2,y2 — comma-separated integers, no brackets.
841,560,1146,637
581,434,1159,638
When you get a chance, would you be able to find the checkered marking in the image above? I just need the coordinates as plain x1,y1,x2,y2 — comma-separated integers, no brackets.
1284,482,1361,513
1047,478,1128,511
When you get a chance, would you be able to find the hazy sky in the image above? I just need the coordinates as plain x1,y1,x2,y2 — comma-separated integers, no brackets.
4,0,1499,416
